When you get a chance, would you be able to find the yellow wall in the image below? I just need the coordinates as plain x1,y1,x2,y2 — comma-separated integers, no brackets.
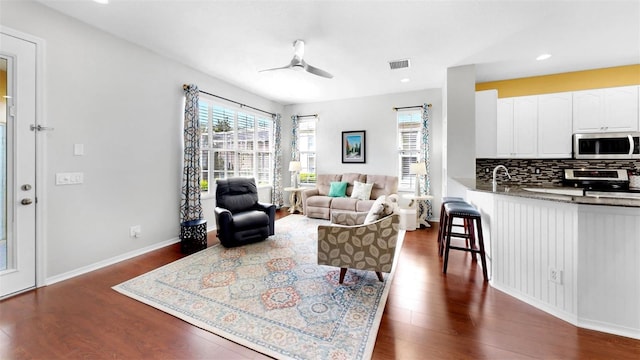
476,64,640,98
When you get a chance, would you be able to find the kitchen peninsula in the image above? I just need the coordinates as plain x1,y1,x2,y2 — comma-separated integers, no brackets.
459,178,640,340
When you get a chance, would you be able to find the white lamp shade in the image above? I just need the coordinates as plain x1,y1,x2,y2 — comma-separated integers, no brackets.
409,162,426,175
289,161,302,172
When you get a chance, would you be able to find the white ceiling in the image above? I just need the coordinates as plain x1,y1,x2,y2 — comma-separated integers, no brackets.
36,0,640,105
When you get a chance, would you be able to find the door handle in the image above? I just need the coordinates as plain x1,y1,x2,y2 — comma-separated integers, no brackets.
21,198,33,205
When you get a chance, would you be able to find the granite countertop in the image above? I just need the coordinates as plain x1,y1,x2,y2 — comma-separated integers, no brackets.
457,178,640,208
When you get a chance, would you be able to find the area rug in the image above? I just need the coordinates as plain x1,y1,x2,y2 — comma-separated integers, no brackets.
113,214,404,360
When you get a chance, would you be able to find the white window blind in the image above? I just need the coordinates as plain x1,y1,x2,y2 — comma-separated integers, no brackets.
198,98,274,193
397,110,422,190
298,118,317,184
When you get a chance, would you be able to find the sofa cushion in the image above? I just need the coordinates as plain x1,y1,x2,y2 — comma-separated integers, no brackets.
328,181,348,197
356,199,376,212
351,181,373,200
306,195,332,208
316,174,342,196
341,173,366,196
330,197,358,212
367,175,399,199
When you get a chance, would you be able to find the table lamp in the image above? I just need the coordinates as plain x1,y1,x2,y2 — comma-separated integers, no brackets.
409,162,426,197
289,161,301,188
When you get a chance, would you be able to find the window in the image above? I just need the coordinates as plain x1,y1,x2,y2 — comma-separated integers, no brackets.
397,110,422,190
199,98,274,194
297,118,316,184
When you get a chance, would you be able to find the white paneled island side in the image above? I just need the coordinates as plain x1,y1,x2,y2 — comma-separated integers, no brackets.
458,179,640,340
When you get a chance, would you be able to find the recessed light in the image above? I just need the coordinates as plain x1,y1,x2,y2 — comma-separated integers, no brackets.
536,53,552,61
400,78,410,83
93,0,109,4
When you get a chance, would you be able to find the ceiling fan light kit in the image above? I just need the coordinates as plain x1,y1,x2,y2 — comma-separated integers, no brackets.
260,39,333,79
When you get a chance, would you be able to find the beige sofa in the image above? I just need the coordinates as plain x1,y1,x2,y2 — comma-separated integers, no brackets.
301,173,398,219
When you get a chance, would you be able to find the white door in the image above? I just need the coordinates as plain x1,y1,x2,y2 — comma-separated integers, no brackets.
0,32,37,298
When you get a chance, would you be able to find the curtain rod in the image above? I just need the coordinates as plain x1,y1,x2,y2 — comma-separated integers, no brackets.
393,104,432,111
296,114,318,118
183,84,276,117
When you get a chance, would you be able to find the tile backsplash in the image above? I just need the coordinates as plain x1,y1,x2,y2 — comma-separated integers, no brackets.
476,158,640,186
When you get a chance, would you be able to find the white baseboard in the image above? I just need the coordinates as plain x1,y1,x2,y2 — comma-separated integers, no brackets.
490,282,640,340
45,237,181,286
578,318,640,340
490,282,578,325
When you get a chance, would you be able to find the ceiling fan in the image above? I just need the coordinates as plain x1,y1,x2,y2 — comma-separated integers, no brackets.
259,39,333,79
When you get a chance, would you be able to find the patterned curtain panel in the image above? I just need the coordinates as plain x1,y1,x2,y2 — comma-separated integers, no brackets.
180,84,203,222
419,103,432,219
271,113,284,207
291,115,299,161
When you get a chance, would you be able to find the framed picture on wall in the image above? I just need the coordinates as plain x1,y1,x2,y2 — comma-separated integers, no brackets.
342,130,366,163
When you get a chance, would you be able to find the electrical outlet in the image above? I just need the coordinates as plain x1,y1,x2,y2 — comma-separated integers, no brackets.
535,168,541,174
484,168,490,173
129,225,141,238
549,267,563,284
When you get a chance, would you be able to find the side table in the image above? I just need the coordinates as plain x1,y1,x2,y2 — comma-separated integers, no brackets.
405,194,434,228
284,187,305,214
180,219,207,254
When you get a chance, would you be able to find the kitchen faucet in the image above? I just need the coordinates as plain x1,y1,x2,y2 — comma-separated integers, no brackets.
492,165,512,192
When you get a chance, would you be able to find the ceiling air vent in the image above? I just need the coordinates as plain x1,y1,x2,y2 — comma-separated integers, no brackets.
388,59,410,70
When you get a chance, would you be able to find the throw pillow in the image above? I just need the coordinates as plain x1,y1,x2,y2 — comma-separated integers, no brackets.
328,181,348,197
350,181,373,201
364,195,386,224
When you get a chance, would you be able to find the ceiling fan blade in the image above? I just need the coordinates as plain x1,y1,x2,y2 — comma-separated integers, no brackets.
304,62,333,79
258,64,293,73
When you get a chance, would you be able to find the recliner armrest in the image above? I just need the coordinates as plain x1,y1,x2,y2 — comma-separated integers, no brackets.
256,202,276,235
214,207,233,228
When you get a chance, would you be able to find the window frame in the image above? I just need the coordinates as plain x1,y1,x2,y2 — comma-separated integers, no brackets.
297,117,317,185
397,109,423,192
198,97,274,197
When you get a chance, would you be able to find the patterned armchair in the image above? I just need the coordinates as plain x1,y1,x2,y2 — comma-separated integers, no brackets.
317,212,400,284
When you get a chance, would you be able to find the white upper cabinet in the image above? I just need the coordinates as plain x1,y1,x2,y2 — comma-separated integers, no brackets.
496,96,537,158
496,98,514,157
475,89,498,158
537,92,573,158
573,85,639,133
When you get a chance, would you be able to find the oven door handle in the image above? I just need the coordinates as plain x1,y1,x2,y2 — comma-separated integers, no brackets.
629,135,635,155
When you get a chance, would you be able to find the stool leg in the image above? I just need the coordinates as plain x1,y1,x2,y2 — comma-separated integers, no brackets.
437,204,446,254
468,219,477,261
476,217,488,281
442,215,454,274
439,210,449,257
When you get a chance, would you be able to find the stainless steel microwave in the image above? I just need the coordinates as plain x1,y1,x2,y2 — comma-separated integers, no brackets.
573,132,640,159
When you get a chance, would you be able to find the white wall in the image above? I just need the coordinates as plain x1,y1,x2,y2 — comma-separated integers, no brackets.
282,90,443,219
1,1,283,282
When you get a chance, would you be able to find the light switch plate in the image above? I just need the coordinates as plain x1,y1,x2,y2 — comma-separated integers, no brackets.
56,172,84,185
74,144,84,156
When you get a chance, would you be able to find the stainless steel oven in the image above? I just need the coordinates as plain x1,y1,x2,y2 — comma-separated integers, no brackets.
573,132,640,159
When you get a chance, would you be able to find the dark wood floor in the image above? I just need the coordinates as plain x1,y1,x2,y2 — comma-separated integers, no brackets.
1,210,639,359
